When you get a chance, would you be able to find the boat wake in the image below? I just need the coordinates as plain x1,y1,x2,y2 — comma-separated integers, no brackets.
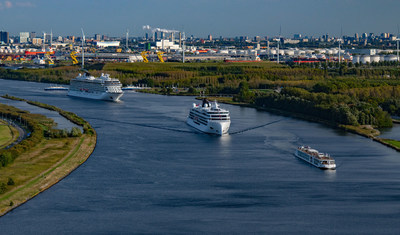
229,118,287,135
86,117,286,136
86,117,199,134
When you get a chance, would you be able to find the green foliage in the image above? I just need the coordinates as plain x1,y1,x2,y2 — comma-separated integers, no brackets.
0,183,6,194
0,152,13,167
254,88,392,128
7,177,14,186
0,96,94,168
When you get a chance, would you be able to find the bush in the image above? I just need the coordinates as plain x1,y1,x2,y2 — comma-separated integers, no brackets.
7,178,14,186
0,183,6,194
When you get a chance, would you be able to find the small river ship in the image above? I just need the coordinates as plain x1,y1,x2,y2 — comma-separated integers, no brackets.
294,146,336,170
187,99,230,135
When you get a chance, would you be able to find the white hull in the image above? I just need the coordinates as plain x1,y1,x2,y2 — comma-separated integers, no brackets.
67,90,123,102
186,117,230,135
294,150,336,170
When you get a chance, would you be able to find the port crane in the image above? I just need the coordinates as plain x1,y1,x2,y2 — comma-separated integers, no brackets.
44,52,54,65
141,51,149,63
70,51,79,65
157,51,165,63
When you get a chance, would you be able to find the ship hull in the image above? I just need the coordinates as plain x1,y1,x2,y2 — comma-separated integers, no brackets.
186,117,230,135
294,150,336,170
67,90,123,102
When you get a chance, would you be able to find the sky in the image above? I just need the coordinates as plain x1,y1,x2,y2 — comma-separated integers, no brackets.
1,0,400,38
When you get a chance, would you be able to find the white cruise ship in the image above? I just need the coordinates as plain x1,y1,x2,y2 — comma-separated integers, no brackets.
294,146,336,170
187,99,230,135
68,73,123,101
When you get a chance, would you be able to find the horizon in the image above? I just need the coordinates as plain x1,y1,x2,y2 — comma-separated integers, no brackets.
0,0,400,38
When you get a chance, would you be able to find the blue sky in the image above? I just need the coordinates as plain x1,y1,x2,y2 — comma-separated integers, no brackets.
1,0,400,38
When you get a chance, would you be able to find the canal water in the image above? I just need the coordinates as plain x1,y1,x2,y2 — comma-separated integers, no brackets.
0,79,399,234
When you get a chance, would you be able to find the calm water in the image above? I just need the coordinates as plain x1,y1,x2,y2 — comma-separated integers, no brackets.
0,79,400,234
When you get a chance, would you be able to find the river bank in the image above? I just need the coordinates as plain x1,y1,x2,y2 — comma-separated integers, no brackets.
0,98,97,216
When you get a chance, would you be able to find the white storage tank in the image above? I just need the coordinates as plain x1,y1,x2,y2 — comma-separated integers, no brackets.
380,55,386,61
352,55,360,64
371,55,380,63
385,55,397,62
269,49,277,55
219,50,229,54
285,50,294,56
360,55,371,64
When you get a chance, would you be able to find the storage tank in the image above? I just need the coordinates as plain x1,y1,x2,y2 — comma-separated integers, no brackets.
285,50,294,56
269,49,277,55
380,55,386,61
258,50,267,55
371,55,380,63
360,55,371,64
279,50,285,55
219,50,229,54
385,55,397,62
306,50,314,54
352,55,360,64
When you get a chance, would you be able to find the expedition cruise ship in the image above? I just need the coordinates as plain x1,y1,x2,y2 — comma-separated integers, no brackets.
187,99,230,135
294,146,336,170
68,73,123,101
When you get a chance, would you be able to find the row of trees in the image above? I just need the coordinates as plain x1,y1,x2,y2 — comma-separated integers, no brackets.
253,89,392,128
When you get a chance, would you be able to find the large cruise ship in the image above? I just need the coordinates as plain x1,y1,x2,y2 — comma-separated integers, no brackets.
187,99,230,135
68,73,123,101
294,146,336,170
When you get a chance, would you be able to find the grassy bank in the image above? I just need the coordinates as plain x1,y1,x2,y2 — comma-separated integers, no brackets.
0,97,96,216
0,120,19,149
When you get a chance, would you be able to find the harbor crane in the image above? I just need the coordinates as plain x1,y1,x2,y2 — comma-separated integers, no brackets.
70,51,79,65
141,51,149,63
157,51,165,63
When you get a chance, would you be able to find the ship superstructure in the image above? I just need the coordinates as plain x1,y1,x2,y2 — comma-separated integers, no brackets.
187,99,230,135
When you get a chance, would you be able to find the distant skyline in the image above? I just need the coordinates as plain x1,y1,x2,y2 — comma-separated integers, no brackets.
1,0,400,38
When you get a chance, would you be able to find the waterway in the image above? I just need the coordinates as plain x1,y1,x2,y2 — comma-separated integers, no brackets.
0,79,399,234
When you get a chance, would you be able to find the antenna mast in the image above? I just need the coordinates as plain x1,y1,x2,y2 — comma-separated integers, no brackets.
339,26,342,63
126,29,129,50
182,32,185,63
42,32,46,51
81,28,85,70
277,25,281,64
397,25,399,64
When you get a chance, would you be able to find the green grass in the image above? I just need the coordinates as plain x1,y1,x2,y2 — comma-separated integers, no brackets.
380,139,400,148
0,120,18,149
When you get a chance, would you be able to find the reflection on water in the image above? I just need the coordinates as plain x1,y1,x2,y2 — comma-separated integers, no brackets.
324,169,337,181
